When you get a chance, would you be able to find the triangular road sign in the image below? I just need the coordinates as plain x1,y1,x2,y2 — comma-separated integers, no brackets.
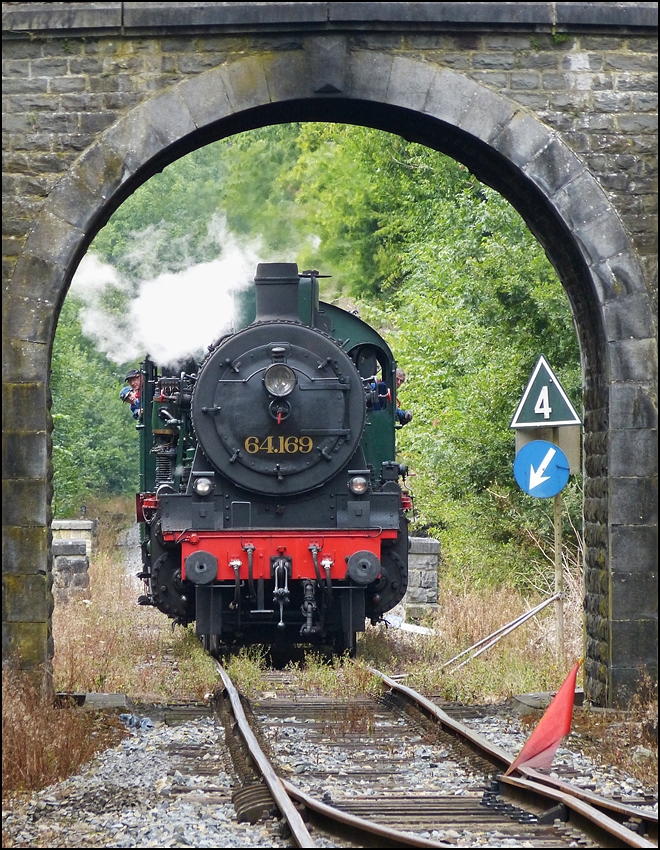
511,356,581,428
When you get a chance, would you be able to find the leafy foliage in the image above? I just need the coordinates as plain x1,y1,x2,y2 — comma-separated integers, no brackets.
53,123,582,593
50,299,139,517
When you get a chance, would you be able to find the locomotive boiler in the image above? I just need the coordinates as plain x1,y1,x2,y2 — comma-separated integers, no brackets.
135,263,410,656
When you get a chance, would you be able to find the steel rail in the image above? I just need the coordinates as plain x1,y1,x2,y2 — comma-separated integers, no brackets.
280,777,452,849
519,766,658,843
215,662,316,848
500,773,657,849
368,666,657,848
216,662,454,848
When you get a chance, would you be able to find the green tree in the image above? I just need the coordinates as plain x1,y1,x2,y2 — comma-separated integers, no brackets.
62,122,582,591
51,299,139,517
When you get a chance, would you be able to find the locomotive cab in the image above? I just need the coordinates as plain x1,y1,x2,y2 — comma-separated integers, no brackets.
136,263,410,657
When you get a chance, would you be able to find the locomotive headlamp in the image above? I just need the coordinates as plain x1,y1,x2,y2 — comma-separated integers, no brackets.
349,475,369,495
264,363,296,397
192,477,214,497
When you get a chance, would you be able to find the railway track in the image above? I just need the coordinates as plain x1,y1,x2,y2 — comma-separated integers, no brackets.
215,662,657,849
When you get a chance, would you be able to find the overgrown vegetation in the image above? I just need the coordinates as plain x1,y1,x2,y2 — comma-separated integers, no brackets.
50,498,218,699
2,662,127,798
2,504,656,801
53,122,581,596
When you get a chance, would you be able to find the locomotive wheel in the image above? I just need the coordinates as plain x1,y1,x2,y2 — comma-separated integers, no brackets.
151,551,195,623
201,634,222,659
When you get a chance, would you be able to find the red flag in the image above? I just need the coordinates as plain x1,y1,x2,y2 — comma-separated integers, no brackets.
504,658,583,775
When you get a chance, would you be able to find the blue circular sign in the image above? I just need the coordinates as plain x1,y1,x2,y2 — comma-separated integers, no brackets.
514,440,570,498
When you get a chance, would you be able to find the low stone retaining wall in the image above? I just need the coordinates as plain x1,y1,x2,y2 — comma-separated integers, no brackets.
51,539,90,603
404,537,440,622
51,520,99,557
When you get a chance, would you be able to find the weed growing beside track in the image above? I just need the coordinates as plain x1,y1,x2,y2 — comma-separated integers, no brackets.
2,500,656,801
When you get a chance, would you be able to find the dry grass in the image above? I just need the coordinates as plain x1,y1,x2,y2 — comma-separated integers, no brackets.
3,499,656,802
51,500,218,699
357,583,580,702
2,499,217,801
1,662,127,798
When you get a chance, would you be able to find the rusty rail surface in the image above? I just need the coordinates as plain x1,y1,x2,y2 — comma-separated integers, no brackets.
369,666,657,849
216,660,656,848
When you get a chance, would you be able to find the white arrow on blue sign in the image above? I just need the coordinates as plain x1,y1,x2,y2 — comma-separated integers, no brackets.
513,439,570,498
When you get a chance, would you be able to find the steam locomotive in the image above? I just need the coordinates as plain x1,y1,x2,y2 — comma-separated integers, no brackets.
134,263,411,656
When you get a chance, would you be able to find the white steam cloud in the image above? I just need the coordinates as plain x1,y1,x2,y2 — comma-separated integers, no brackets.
70,220,271,368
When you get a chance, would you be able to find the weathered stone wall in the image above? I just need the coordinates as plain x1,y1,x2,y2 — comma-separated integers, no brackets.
404,537,440,621
51,520,99,557
2,3,657,704
51,540,91,604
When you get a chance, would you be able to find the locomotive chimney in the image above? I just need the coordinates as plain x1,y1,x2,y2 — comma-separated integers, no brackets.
254,263,300,323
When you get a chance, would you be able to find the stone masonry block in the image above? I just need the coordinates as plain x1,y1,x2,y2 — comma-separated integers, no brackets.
2,338,51,384
611,619,658,673
491,110,553,169
103,108,169,176
3,294,56,345
2,479,47,527
2,525,49,576
47,171,107,231
552,172,612,230
72,140,134,201
608,338,658,383
405,587,425,604
2,621,52,667
413,556,438,570
302,35,349,96
71,572,90,588
458,85,518,145
2,430,47,479
386,56,437,112
423,68,479,129
609,428,657,478
347,50,393,102
602,295,656,341
140,87,197,147
610,665,659,709
591,252,646,303
178,66,234,128
2,383,48,433
52,540,87,557
611,572,658,620
610,476,658,526
53,555,89,574
574,209,632,266
223,55,270,112
22,211,84,269
262,51,309,103
523,136,585,196
409,537,441,555
3,574,53,622
609,384,658,430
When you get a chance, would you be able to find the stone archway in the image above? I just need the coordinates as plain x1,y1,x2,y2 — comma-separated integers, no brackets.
5,48,656,705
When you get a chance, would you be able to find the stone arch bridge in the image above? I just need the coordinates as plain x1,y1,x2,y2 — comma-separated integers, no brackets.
2,2,657,706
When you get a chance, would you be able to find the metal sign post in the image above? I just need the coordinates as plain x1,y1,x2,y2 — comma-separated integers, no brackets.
511,357,581,662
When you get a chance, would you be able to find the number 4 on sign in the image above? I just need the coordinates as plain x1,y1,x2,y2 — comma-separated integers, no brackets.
534,385,552,419
510,356,581,429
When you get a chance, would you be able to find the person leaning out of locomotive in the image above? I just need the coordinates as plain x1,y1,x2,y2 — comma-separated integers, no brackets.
124,369,141,402
119,385,141,420
395,367,413,426
369,366,413,426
